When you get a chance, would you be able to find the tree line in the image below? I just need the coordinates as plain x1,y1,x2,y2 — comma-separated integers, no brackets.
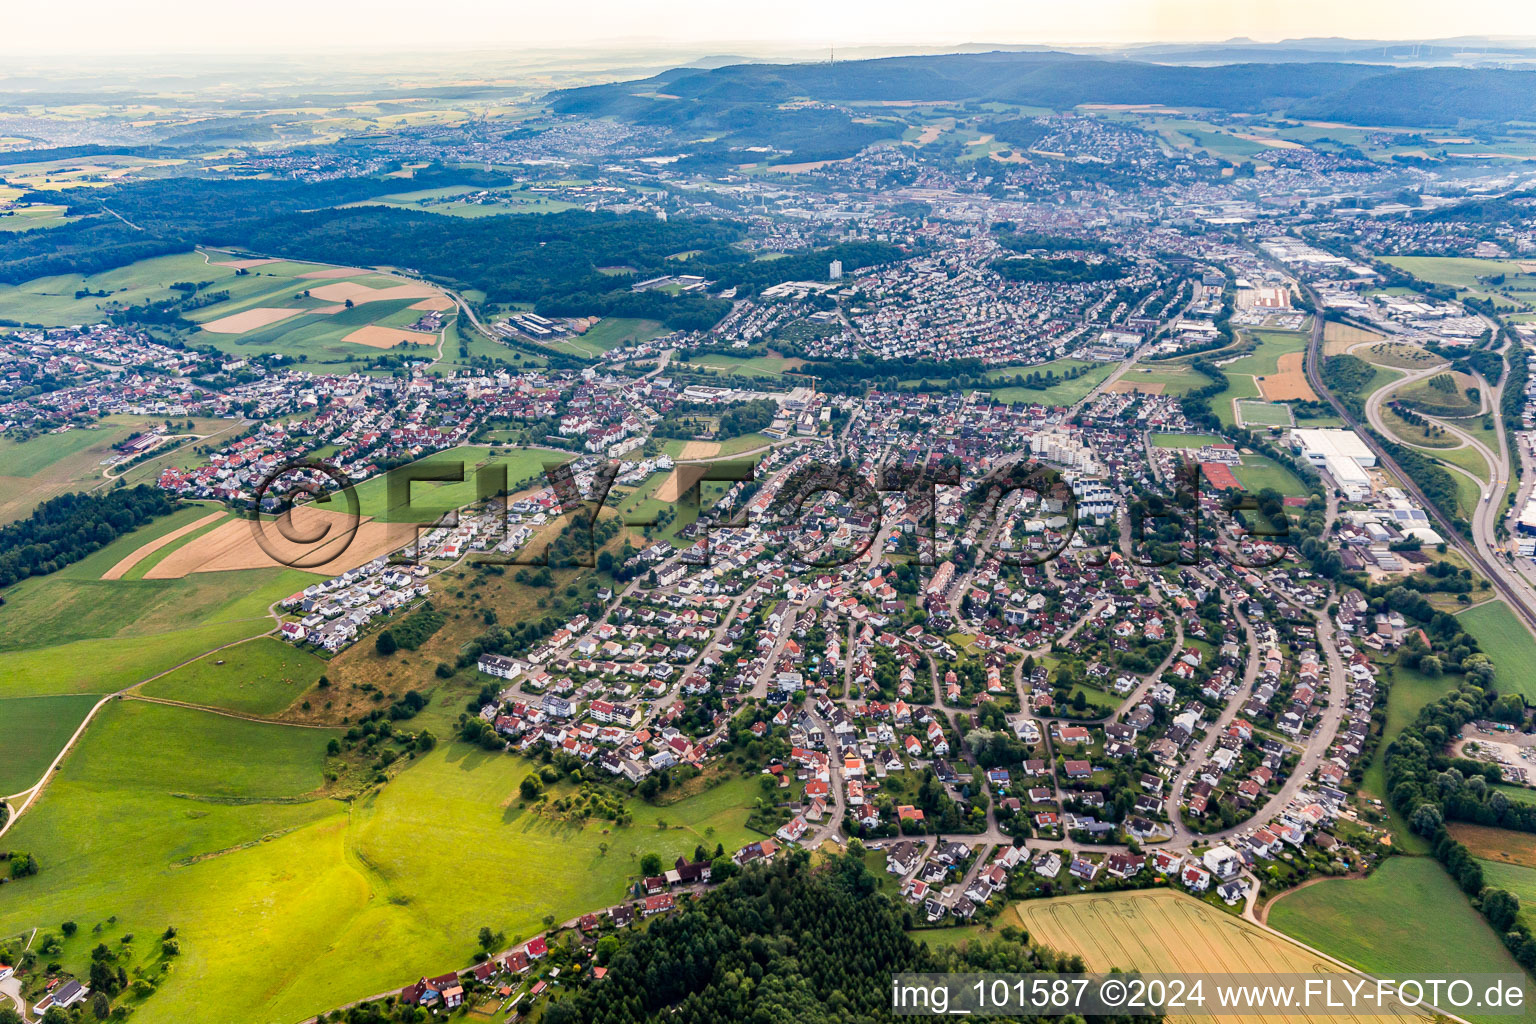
0,485,178,589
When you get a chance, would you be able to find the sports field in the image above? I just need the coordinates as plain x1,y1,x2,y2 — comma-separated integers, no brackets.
0,699,762,1024
1235,400,1294,427
1011,888,1441,1024
1232,454,1307,496
1267,856,1530,1023
136,636,326,715
1456,600,1536,700
1150,432,1226,448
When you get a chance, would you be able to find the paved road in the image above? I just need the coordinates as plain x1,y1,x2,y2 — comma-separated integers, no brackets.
1297,280,1536,636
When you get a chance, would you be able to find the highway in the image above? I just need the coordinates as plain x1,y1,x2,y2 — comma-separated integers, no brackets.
1298,286,1536,634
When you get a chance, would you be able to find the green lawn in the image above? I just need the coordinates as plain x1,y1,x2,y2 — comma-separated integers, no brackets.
1359,663,1456,853
137,636,326,714
1268,857,1530,1020
0,699,762,1024
1150,432,1226,448
1224,329,1308,378
0,505,311,698
342,445,570,522
0,251,230,326
1457,600,1536,700
1232,454,1307,496
1215,374,1263,428
0,693,101,795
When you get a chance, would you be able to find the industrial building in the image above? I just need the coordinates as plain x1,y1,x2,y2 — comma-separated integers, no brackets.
1291,428,1375,500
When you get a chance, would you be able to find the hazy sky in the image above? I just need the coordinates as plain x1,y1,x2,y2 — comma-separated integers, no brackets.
7,0,1536,55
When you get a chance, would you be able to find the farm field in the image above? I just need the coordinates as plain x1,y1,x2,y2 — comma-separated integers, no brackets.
1010,888,1439,1024
981,360,1117,406
1480,860,1536,930
565,316,666,358
1457,601,1536,699
1382,256,1536,306
0,699,763,1024
0,250,223,325
0,203,78,231
136,636,326,715
1109,363,1213,397
0,693,102,796
0,416,234,524
1448,823,1536,869
1266,856,1530,1022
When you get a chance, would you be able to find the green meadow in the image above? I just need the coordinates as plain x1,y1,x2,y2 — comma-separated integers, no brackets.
1359,663,1458,852
0,251,227,325
0,693,102,796
0,503,310,698
137,636,327,715
1268,858,1529,1020
0,699,762,1024
1457,600,1536,700
1223,329,1307,377
0,416,233,524
341,444,571,522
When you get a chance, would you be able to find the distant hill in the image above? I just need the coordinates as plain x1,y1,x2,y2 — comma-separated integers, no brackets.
548,50,1536,137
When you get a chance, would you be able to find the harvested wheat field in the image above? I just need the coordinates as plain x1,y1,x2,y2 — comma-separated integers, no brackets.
297,266,370,279
1448,822,1536,869
1322,321,1385,355
1104,379,1165,394
343,325,438,349
677,441,722,459
1258,352,1317,400
201,307,303,334
654,464,712,503
144,507,411,578
410,296,455,311
1009,889,1428,1024
100,510,225,579
307,281,439,305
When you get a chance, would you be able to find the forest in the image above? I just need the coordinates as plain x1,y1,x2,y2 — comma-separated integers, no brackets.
540,850,1162,1024
990,256,1126,284
0,485,179,588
